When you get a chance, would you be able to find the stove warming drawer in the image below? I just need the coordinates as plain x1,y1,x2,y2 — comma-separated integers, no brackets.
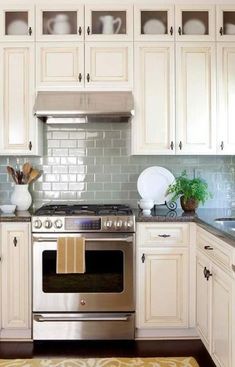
33,313,135,340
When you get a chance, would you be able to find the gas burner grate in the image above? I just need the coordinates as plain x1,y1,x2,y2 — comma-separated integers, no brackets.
34,204,133,216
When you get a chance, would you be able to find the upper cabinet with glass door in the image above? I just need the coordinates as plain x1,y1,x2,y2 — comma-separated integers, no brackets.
217,5,235,41
36,5,84,41
134,5,174,41
0,5,34,41
85,4,133,41
175,5,215,41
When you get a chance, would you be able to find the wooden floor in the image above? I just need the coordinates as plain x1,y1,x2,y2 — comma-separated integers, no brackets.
0,340,216,367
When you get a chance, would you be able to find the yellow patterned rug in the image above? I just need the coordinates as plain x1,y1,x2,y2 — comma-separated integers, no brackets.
0,357,199,367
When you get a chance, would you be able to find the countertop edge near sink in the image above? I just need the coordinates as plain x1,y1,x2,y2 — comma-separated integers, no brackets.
0,211,31,222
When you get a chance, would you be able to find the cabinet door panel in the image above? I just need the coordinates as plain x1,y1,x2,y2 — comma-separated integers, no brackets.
211,264,233,367
137,248,188,328
0,43,40,155
196,251,211,351
85,42,132,88
132,43,175,154
217,44,235,154
36,43,84,88
1,223,31,338
176,43,216,154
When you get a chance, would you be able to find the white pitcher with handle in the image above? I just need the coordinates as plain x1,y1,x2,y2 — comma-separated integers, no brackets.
47,14,71,35
99,15,122,34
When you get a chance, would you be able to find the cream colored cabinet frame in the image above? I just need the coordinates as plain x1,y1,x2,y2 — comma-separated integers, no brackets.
175,4,215,42
85,42,133,89
0,43,43,156
36,42,84,89
216,5,235,41
36,4,84,42
132,42,175,155
134,4,174,42
217,43,235,154
0,222,31,339
85,4,133,42
176,42,216,155
0,4,35,42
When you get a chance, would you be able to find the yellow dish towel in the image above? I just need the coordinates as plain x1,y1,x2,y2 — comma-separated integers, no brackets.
56,237,85,274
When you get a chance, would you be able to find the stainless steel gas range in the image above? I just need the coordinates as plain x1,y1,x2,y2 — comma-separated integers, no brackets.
32,204,135,340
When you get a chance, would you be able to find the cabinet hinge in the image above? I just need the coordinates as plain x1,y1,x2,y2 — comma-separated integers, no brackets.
141,253,145,263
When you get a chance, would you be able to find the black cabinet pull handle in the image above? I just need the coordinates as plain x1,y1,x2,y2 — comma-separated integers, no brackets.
78,26,82,36
219,27,223,36
158,234,171,238
220,141,224,150
87,26,90,35
178,27,182,35
28,27,32,36
13,237,17,247
206,269,212,281
86,73,90,83
204,245,213,250
29,141,32,151
179,141,182,150
170,26,173,36
78,73,82,82
203,266,207,278
141,254,145,263
170,141,174,150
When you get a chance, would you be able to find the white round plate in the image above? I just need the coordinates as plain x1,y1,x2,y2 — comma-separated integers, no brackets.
137,166,175,205
143,19,166,34
183,19,206,35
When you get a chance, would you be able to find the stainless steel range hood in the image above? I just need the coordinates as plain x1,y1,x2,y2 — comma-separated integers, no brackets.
34,91,134,123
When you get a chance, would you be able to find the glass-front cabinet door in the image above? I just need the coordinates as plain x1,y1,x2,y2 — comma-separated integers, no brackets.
36,5,84,41
175,5,215,41
0,5,34,41
217,6,235,41
134,5,174,41
85,5,133,41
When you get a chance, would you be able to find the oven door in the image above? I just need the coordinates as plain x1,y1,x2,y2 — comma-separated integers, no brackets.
33,233,134,312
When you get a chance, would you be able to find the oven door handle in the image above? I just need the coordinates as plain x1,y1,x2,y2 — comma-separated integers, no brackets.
34,315,130,322
33,237,133,243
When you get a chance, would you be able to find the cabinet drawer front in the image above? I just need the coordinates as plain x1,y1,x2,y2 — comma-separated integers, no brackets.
197,227,233,271
137,223,189,246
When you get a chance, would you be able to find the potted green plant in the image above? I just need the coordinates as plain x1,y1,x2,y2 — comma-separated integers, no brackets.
167,171,212,212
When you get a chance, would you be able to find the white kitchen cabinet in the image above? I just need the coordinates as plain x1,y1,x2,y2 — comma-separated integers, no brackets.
0,4,34,42
217,43,235,154
196,227,235,367
176,43,216,154
85,4,133,42
0,43,43,156
136,223,193,335
36,42,84,89
216,6,235,41
134,5,174,42
132,42,175,155
36,5,84,42
0,222,31,339
175,4,215,42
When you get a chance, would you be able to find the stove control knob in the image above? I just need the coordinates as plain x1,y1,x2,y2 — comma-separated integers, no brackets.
106,220,112,229
33,219,42,229
54,219,63,229
116,220,122,229
127,220,133,229
44,219,52,229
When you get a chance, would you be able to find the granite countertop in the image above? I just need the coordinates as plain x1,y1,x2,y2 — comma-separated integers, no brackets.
0,210,32,222
135,207,235,246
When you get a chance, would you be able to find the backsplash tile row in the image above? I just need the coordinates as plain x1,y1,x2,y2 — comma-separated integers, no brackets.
0,123,235,209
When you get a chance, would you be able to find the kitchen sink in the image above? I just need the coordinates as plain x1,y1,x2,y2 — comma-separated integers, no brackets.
214,218,235,231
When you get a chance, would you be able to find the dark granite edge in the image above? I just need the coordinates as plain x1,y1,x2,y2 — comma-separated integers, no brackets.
0,210,32,222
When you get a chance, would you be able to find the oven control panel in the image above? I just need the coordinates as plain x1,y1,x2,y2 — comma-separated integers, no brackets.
32,216,135,233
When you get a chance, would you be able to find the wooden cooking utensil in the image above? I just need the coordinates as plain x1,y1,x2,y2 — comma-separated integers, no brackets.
27,169,41,184
6,166,18,184
22,162,32,177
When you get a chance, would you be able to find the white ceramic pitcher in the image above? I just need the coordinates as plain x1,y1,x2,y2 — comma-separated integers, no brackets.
99,15,122,34
47,14,71,35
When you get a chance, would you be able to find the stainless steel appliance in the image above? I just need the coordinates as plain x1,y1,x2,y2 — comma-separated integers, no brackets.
32,204,135,340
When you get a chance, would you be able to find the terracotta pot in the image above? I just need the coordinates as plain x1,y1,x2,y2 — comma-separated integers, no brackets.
180,196,199,212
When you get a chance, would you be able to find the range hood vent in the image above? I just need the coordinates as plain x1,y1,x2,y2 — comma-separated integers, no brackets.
34,91,134,123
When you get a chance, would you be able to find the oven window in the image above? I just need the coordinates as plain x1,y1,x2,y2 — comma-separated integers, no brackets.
42,250,124,293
